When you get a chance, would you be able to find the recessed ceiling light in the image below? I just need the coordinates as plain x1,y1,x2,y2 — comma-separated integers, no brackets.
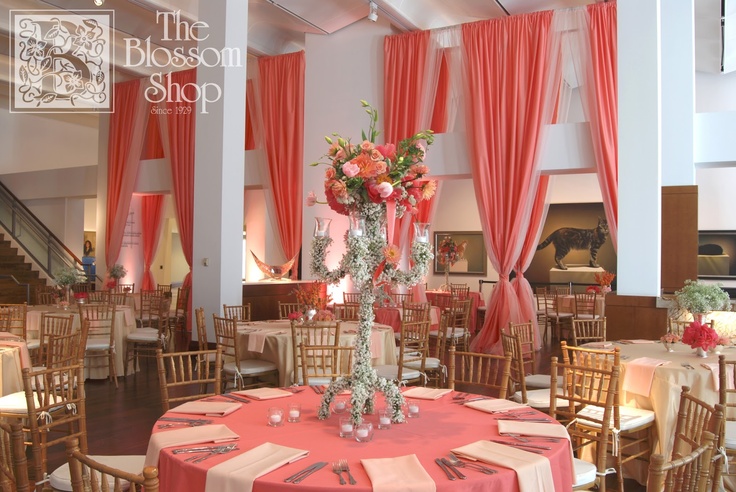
94,0,104,6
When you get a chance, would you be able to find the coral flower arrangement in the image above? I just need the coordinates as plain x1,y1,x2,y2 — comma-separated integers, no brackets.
681,320,720,351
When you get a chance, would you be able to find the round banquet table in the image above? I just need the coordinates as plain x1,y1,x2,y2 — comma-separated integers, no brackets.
151,389,574,492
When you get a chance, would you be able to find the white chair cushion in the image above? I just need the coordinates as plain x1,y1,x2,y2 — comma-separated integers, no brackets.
524,373,558,389
572,458,597,487
0,391,64,413
574,314,601,320
49,455,146,491
125,329,160,342
26,339,40,350
223,359,277,376
578,405,655,431
428,328,468,339
304,378,333,386
404,357,440,370
724,420,736,449
86,337,111,350
511,389,571,409
373,365,422,382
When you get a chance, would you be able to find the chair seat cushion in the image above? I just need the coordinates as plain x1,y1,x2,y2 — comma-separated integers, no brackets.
0,391,63,414
572,457,597,487
511,389,572,409
578,405,655,431
125,329,160,343
26,339,40,350
404,357,441,370
724,420,736,449
373,364,422,382
223,359,277,376
428,328,468,339
86,337,112,350
525,373,557,389
574,314,601,320
49,455,146,491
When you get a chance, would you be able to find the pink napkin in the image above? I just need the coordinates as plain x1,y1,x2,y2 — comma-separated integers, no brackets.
361,454,436,492
234,388,292,400
169,401,242,416
402,387,452,400
0,340,31,369
205,442,308,492
701,362,735,391
246,331,267,353
622,357,671,396
144,425,239,466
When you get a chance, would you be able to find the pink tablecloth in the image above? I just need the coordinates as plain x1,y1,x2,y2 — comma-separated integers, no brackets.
374,306,441,333
425,291,485,333
151,390,573,492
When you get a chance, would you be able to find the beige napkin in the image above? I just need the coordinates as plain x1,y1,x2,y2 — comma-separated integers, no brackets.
498,420,575,483
402,387,452,400
205,442,308,492
0,340,31,369
246,330,267,353
234,388,293,400
169,401,242,416
452,440,554,492
701,362,735,391
464,398,528,413
144,424,239,466
582,341,613,349
361,454,436,492
622,357,670,396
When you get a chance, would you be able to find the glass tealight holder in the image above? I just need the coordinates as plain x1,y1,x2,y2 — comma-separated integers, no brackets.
377,408,392,430
314,217,331,237
413,222,430,243
267,407,284,427
333,397,348,414
348,212,365,237
339,417,354,438
407,401,420,418
287,403,301,423
355,422,374,443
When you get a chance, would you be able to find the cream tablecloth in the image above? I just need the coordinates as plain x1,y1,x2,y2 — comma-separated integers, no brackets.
236,320,397,387
0,345,23,396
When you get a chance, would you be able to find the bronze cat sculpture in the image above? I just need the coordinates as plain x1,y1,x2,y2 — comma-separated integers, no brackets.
536,218,609,270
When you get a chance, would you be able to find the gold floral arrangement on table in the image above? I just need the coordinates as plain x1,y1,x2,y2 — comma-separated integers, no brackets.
308,101,435,425
292,281,331,310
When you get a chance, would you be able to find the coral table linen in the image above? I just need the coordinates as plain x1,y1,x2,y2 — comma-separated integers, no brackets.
150,390,573,491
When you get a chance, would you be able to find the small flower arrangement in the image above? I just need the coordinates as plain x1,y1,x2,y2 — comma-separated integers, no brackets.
594,270,615,294
313,309,335,321
105,278,117,290
287,311,303,321
293,281,331,310
437,236,459,266
74,292,88,300
59,300,70,309
682,320,720,351
108,263,127,280
660,332,680,344
717,335,731,347
675,279,731,314
54,266,86,287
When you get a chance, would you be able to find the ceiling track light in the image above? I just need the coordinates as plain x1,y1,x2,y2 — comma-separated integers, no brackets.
93,0,104,5
368,1,378,22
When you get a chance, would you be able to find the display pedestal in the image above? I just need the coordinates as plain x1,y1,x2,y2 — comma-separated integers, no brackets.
549,265,604,285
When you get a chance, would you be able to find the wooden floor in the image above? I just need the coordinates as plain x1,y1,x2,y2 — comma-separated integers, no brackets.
44,335,646,491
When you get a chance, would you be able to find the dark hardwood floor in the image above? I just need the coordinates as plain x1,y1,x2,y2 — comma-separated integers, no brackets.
44,334,645,491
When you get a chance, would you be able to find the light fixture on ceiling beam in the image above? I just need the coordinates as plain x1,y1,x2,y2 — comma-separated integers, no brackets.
93,0,104,5
368,1,378,22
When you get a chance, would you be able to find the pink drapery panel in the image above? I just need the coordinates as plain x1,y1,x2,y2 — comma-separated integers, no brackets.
140,194,164,290
429,52,450,134
244,80,256,151
159,69,196,328
106,79,148,268
511,175,550,350
258,51,305,279
463,12,554,353
141,104,165,160
587,2,618,248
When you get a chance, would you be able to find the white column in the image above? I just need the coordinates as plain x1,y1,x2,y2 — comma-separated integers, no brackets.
661,0,696,186
192,0,248,337
617,0,662,296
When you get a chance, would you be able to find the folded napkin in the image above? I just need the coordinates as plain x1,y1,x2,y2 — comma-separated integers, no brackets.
582,342,613,349
498,420,575,483
169,401,242,417
452,440,554,492
234,388,293,400
464,398,528,414
622,357,671,396
402,387,452,400
144,424,239,466
0,339,31,369
246,330,267,353
361,454,436,492
701,362,735,391
205,442,308,492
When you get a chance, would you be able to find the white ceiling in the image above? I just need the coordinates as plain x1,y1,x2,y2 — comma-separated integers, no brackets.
0,0,728,83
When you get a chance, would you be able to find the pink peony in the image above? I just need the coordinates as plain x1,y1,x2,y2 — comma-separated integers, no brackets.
375,143,396,161
682,320,720,351
342,162,360,178
374,182,394,199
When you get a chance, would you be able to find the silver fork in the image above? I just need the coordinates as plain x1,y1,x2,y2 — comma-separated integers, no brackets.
340,459,356,485
332,461,346,485
681,362,695,370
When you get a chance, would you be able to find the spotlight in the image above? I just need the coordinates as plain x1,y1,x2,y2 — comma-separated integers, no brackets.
93,0,104,5
367,1,378,22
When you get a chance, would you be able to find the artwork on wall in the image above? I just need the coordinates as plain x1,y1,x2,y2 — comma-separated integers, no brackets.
83,231,96,258
698,230,736,278
527,203,617,286
433,231,487,276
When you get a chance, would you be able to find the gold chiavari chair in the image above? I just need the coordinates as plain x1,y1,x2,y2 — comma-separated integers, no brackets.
213,315,278,390
156,348,222,412
223,304,252,322
299,344,355,386
80,303,118,387
278,302,302,320
571,318,607,346
447,346,511,398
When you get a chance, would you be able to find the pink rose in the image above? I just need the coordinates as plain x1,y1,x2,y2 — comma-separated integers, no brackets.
325,167,336,179
376,143,396,161
306,191,317,207
370,149,384,161
342,162,360,178
360,140,374,152
375,182,394,199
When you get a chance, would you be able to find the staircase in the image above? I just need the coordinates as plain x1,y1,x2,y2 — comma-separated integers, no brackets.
0,233,48,304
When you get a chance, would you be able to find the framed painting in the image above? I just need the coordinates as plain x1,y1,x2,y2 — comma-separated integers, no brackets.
433,231,487,276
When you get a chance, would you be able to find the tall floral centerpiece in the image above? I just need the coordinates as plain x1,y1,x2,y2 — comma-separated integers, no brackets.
105,263,127,291
593,270,615,295
54,266,86,303
437,235,459,291
674,279,731,321
308,101,435,425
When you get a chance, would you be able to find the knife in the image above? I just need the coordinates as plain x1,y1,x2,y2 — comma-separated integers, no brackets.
221,393,251,404
490,440,550,451
292,462,328,484
435,458,456,480
158,417,213,424
441,458,467,480
285,462,323,483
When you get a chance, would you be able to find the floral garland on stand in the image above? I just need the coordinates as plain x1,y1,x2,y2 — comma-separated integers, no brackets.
437,236,458,292
308,101,435,425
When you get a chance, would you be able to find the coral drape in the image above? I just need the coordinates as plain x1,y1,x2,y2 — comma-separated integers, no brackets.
140,194,164,290
587,2,619,248
258,51,305,279
106,79,148,268
244,80,256,151
463,12,554,353
141,105,165,160
159,69,196,331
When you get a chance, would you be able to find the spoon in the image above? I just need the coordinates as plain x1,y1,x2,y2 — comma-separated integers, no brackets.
447,453,496,474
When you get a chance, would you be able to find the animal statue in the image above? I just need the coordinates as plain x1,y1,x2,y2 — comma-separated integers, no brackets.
536,218,609,270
